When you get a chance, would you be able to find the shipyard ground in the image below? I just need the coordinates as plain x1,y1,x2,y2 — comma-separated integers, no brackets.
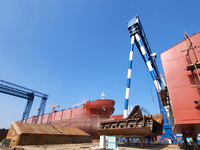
0,141,187,150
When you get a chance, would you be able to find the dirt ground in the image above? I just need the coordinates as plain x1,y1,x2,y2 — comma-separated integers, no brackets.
0,141,185,150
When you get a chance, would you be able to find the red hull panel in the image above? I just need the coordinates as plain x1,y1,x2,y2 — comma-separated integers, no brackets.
45,116,113,139
161,32,200,136
112,114,123,120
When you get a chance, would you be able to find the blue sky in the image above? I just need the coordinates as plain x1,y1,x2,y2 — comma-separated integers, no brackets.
0,1,200,128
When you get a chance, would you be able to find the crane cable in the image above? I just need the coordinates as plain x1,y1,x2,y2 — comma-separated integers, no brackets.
146,68,158,114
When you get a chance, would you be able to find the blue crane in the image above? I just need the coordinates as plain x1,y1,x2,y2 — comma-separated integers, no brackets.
124,15,174,141
0,79,48,124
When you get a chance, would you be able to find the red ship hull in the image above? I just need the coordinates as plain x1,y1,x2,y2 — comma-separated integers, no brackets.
26,99,115,139
161,32,200,137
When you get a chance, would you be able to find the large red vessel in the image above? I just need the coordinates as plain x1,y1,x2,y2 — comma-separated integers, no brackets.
160,32,200,138
26,99,115,139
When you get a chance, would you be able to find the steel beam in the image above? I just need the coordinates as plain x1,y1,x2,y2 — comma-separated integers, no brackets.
0,79,48,123
35,97,47,124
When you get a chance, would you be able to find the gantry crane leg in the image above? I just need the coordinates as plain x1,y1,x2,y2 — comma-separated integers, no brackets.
35,97,47,124
124,15,175,142
21,93,34,122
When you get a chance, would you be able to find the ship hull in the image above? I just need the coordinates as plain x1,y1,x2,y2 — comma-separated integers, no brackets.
26,99,115,139
45,115,113,139
160,32,200,137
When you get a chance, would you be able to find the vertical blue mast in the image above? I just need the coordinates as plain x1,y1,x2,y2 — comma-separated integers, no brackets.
124,36,135,118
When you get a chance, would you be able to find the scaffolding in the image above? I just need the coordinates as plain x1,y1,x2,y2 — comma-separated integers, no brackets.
182,32,200,83
181,32,200,108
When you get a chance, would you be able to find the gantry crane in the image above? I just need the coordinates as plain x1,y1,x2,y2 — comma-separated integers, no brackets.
0,79,48,124
124,15,174,141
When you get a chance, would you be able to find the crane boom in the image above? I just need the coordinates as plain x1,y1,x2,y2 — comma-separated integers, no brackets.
127,16,162,92
36,103,59,113
124,16,170,127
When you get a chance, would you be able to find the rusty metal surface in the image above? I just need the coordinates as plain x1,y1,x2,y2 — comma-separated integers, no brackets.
98,105,163,137
0,128,8,141
53,126,89,136
98,127,153,137
6,122,91,146
127,106,143,119
159,88,170,107
10,122,90,136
